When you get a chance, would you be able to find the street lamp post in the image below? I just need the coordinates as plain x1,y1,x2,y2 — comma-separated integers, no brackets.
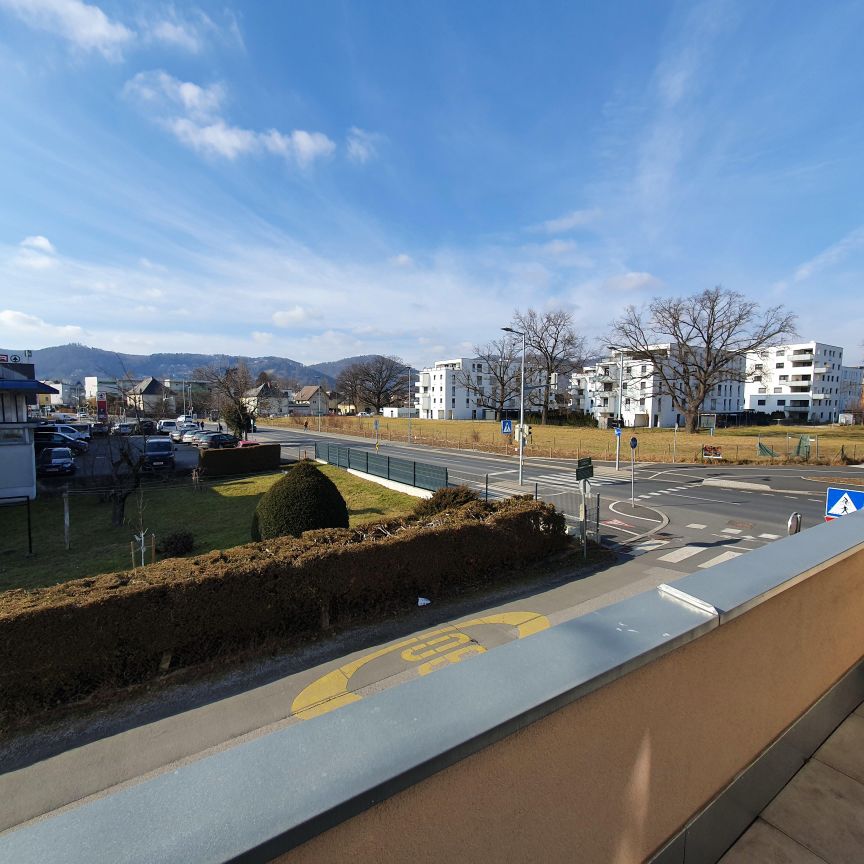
502,327,526,485
407,365,413,445
607,345,625,470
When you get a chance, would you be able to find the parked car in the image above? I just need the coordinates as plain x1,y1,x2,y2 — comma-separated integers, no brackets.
36,447,76,477
198,432,238,449
357,411,373,417
181,429,206,444
39,422,89,442
70,422,92,441
142,438,175,470
34,431,88,455
191,431,217,446
132,419,157,435
77,411,90,419
111,422,134,436
91,422,109,437
171,422,199,442
157,419,177,435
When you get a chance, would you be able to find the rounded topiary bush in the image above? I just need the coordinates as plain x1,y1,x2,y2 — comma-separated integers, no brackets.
252,461,349,540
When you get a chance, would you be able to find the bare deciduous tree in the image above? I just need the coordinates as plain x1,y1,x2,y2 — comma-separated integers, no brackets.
336,364,367,414
511,308,586,424
195,362,258,438
338,355,406,413
456,336,522,420
608,286,797,433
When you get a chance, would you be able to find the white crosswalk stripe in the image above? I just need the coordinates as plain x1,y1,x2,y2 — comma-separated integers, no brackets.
529,473,626,488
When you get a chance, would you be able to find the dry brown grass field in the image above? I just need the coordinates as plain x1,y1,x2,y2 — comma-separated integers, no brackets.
269,415,864,464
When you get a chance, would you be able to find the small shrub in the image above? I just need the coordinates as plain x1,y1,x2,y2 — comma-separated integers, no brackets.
156,531,195,557
413,485,481,519
253,460,349,539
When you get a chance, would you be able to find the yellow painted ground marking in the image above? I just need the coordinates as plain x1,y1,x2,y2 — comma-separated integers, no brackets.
291,611,550,720
417,645,487,676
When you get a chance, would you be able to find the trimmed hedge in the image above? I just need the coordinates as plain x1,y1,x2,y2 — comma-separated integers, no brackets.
413,485,480,519
252,461,348,540
0,499,567,725
199,443,281,476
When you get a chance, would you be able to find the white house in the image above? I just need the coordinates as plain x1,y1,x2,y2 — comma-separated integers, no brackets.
84,376,124,400
744,342,846,423
1,363,57,500
126,377,176,415
572,346,745,428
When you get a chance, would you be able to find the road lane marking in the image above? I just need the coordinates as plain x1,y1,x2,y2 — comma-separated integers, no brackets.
686,523,707,529
290,611,550,720
657,546,706,563
759,532,781,539
698,550,743,568
721,528,742,535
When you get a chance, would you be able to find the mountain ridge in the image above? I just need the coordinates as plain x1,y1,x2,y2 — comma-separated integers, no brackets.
1,343,344,386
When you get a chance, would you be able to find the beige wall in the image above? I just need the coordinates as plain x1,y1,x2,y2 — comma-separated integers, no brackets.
277,547,864,864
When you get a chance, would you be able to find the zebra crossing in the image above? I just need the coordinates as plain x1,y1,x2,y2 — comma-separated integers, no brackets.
528,472,627,489
616,526,783,572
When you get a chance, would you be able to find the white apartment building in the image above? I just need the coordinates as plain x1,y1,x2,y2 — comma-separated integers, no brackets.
744,342,845,423
417,358,509,420
416,357,570,421
571,346,745,428
840,364,864,411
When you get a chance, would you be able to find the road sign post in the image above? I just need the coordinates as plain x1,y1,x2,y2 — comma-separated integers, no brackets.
614,425,622,470
629,436,638,506
825,487,864,521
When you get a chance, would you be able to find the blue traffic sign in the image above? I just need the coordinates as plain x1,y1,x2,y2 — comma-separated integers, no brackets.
825,487,864,521
630,436,638,449
614,427,622,437
501,419,513,434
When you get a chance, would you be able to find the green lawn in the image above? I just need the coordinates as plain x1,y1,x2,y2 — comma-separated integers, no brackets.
0,465,416,592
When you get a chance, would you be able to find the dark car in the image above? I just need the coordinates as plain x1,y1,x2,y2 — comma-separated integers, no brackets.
198,432,238,449
135,419,157,435
36,447,76,476
91,422,109,436
142,438,175,470
34,431,88,455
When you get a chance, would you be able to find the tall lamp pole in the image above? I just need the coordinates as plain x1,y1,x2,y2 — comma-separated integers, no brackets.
502,327,526,485
608,345,625,470
407,364,413,444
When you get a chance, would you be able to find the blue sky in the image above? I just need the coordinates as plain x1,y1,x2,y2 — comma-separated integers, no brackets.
1,0,863,368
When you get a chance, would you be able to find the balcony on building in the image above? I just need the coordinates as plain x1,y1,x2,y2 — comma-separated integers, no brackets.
4,515,864,864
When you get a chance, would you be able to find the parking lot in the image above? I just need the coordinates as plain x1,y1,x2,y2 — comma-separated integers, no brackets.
38,432,202,486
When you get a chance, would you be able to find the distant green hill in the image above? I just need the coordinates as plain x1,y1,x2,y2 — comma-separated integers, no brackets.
3,343,337,387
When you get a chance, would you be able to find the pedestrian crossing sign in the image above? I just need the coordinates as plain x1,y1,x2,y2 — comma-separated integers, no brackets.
501,419,513,434
825,487,864,521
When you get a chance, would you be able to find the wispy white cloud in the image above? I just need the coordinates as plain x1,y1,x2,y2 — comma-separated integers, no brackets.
21,235,56,254
139,6,219,53
793,225,864,282
0,0,133,59
13,234,58,269
251,330,273,345
531,209,600,234
272,306,317,327
389,253,414,268
125,70,336,166
346,127,383,164
0,308,84,339
602,271,662,292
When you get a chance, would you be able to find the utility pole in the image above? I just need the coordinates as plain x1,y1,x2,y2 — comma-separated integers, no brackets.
608,345,625,470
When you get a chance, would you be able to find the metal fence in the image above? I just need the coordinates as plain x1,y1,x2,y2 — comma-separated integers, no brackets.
315,443,448,492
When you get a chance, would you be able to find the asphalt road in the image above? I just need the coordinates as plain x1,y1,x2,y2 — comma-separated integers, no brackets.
3,423,862,831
